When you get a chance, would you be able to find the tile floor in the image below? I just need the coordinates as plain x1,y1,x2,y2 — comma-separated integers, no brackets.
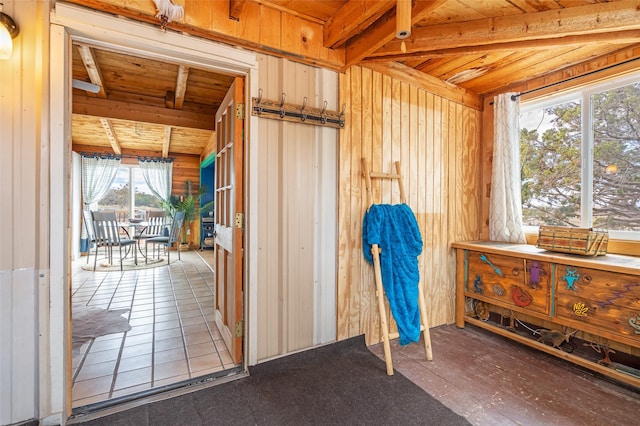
71,249,238,408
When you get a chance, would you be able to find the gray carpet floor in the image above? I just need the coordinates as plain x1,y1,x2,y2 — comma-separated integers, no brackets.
72,335,470,425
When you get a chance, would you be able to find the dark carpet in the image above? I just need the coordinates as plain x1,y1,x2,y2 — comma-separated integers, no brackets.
74,336,470,425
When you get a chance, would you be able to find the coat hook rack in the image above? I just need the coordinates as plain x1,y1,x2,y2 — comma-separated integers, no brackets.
252,90,345,129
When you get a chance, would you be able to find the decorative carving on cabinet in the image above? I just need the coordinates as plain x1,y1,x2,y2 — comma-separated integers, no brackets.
473,274,484,294
563,267,580,291
479,253,503,276
526,261,544,289
511,285,533,307
573,302,589,317
596,282,640,309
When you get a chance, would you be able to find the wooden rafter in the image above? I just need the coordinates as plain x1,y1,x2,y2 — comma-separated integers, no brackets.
370,0,640,59
73,94,215,130
344,0,447,69
323,0,394,49
99,118,122,155
77,44,107,98
162,126,172,158
364,30,640,62
174,65,189,110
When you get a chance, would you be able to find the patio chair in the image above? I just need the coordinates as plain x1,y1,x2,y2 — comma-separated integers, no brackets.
82,210,98,264
91,210,138,271
145,211,185,264
138,210,167,240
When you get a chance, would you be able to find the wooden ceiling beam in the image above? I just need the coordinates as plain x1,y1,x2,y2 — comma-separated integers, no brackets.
162,126,172,158
344,0,448,69
363,61,483,111
174,65,189,110
99,118,122,155
77,44,107,98
364,30,640,62
323,0,395,49
73,94,215,130
370,0,640,58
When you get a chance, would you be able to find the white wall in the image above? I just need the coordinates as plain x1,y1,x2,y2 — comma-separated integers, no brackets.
254,54,338,361
0,1,50,424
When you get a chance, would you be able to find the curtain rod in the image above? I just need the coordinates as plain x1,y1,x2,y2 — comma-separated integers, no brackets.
510,56,640,101
81,152,175,161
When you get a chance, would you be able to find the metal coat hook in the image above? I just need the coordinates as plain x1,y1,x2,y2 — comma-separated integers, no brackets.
250,91,345,129
279,93,287,118
256,89,263,115
320,100,328,124
300,97,308,122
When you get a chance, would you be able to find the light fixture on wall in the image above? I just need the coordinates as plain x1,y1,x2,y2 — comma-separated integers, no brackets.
0,3,19,60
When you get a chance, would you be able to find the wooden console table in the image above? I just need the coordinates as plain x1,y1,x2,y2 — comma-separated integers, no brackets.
453,241,640,389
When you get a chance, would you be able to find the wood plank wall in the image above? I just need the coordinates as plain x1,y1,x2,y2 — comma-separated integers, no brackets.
337,65,483,345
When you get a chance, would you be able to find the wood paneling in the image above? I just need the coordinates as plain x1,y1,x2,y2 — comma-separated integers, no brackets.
337,65,482,345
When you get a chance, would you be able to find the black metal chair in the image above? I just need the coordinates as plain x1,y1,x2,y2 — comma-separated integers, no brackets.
91,210,138,271
145,211,185,264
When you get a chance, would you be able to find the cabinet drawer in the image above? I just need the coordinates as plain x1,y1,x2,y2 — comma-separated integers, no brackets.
555,265,640,344
466,251,551,315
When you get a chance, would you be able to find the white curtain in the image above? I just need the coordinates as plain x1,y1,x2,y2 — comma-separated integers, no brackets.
490,93,527,243
81,154,121,243
138,157,173,205
81,154,121,209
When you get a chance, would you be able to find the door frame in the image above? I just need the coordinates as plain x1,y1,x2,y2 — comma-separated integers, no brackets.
49,3,260,421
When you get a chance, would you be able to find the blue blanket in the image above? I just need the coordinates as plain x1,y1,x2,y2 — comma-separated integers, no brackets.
362,203,423,345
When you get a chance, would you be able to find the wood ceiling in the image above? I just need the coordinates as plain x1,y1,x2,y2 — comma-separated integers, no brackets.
70,0,640,158
71,45,235,160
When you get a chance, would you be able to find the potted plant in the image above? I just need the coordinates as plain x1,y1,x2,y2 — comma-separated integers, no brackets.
164,180,203,250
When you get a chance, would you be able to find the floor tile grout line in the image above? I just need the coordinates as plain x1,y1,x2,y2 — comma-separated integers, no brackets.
184,258,224,370
180,260,221,374
107,270,139,399
71,251,235,405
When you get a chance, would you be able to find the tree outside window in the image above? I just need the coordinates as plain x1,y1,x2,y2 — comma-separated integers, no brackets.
520,78,640,238
97,166,163,219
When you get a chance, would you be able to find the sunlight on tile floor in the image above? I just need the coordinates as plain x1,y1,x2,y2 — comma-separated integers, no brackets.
71,249,238,407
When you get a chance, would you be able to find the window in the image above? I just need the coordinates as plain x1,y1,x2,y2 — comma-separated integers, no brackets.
97,165,163,220
520,74,640,240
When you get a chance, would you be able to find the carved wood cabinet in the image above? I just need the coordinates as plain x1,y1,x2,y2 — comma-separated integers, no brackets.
453,241,640,389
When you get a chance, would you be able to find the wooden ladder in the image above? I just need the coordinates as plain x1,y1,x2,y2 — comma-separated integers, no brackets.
361,159,433,375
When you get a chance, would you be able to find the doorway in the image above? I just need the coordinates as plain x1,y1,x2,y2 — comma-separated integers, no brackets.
50,2,258,418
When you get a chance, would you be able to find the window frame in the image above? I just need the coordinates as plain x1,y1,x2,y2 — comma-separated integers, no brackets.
97,164,162,218
520,72,640,242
